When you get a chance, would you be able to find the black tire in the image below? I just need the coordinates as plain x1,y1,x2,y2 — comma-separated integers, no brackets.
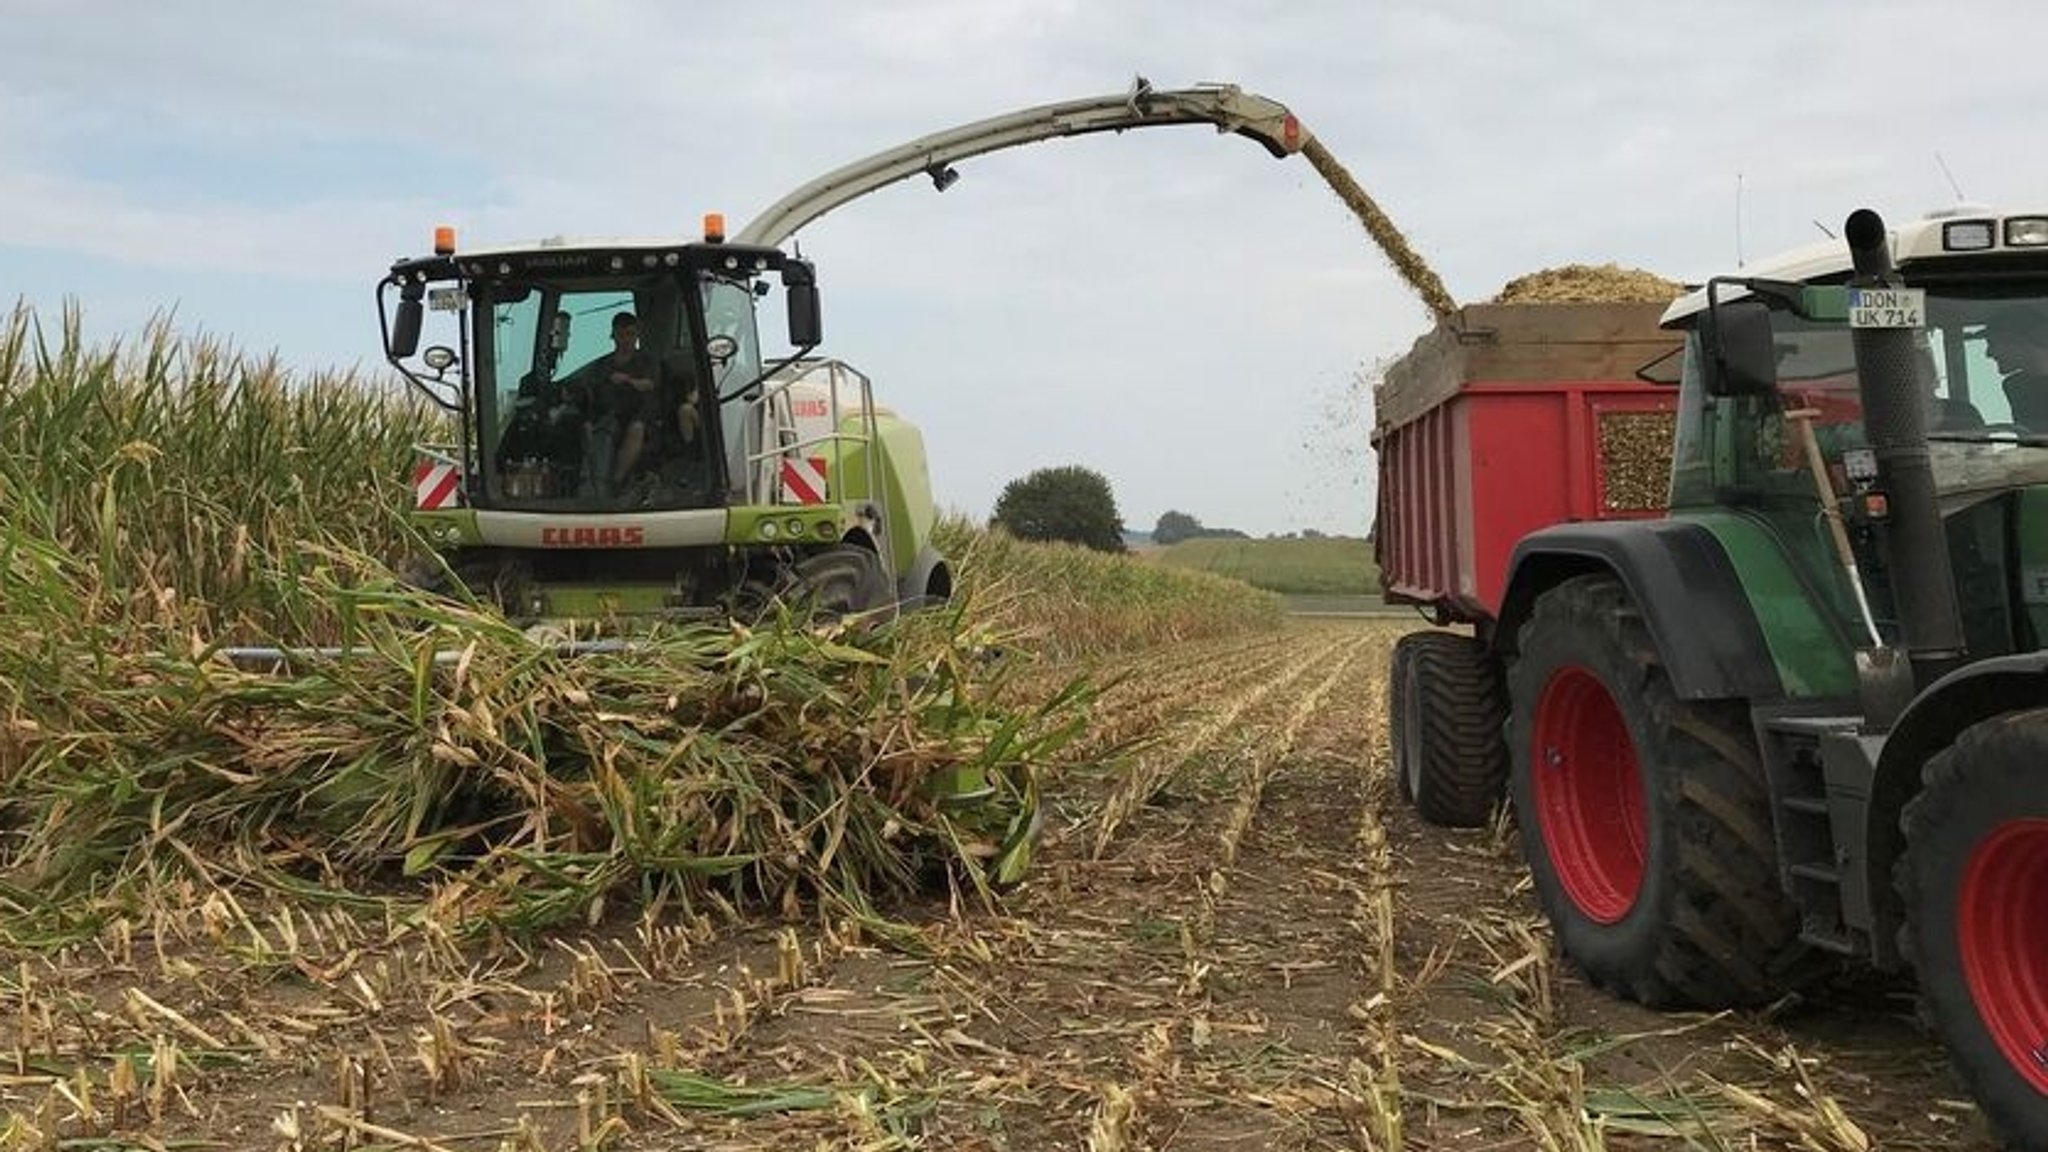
784,544,893,620
1389,636,1417,802
1898,710,2048,1152
1505,574,1815,1008
1393,631,1509,827
398,552,530,615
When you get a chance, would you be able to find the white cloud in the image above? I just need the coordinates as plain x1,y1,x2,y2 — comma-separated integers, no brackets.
9,1,2048,533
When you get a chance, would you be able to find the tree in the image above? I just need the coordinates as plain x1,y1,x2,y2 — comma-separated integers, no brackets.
991,466,1127,552
1154,510,1202,545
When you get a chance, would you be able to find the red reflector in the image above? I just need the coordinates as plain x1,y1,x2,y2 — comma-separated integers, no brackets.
1864,493,1890,519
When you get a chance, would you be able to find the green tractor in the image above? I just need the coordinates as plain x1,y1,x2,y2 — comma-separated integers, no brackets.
378,216,951,623
1386,207,2048,1148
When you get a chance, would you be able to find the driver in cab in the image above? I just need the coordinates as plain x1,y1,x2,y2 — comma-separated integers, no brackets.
567,311,660,495
1986,305,2048,431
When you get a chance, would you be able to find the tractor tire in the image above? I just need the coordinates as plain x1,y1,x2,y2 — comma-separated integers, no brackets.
1505,574,1814,1008
1392,631,1509,827
1897,710,2048,1152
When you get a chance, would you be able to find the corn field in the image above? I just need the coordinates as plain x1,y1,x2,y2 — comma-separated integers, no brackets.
0,308,1995,1149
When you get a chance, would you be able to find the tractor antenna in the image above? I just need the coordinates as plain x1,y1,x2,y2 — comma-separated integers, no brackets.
1935,151,1968,202
1735,172,1746,268
1813,219,1836,239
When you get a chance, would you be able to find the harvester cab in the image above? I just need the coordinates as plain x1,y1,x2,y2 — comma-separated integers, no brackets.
378,216,949,624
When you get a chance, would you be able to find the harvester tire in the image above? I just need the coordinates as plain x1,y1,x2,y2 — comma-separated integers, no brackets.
786,544,893,621
1506,574,1815,1009
1392,631,1508,826
1897,710,2048,1151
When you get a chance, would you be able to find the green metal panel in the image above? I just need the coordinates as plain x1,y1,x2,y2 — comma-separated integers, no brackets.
1679,509,1860,699
724,504,848,547
835,412,938,579
409,509,482,546
535,585,675,618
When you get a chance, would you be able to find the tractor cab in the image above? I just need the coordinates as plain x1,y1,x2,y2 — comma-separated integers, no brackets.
1657,212,2048,664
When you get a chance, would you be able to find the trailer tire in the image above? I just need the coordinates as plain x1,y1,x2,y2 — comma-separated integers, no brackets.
1506,574,1814,1009
1897,710,2048,1152
1393,631,1509,827
1389,637,1416,803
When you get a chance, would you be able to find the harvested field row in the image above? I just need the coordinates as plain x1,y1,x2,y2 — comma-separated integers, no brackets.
0,610,2006,1148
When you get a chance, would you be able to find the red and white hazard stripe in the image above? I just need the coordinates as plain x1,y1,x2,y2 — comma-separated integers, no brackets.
413,460,463,510
779,455,829,505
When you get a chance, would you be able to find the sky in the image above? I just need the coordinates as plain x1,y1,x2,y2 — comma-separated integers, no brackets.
7,1,2048,537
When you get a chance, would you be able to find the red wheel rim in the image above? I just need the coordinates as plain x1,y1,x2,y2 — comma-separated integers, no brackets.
1958,818,2048,1094
1530,666,1648,924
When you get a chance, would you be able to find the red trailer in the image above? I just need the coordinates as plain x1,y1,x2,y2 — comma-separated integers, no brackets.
1372,301,1684,630
1372,301,1682,828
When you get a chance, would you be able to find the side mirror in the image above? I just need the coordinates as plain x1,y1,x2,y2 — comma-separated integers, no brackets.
390,294,424,359
782,259,822,347
1709,298,1778,396
706,334,738,366
787,283,822,347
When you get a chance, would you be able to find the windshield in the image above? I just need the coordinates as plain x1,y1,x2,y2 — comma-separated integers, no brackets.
475,272,722,511
1682,287,2048,506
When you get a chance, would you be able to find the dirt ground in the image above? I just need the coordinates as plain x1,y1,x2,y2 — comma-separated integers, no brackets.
0,619,2006,1149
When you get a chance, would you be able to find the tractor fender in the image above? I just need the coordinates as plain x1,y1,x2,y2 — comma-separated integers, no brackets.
896,544,953,608
1862,652,2048,967
1494,520,1782,701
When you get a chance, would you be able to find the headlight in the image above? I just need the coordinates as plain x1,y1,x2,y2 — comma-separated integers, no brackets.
2007,217,2048,247
1944,220,1995,251
816,519,836,538
759,519,779,540
786,517,806,538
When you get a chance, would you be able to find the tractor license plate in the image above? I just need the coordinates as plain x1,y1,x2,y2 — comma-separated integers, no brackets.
428,287,468,312
1847,287,1924,329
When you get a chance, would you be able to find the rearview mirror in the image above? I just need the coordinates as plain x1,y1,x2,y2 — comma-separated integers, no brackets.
1709,298,1779,396
787,283,822,347
782,258,822,347
390,294,424,359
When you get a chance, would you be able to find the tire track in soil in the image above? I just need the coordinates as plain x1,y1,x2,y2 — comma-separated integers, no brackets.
1108,620,1394,1150
1059,633,1308,771
1082,626,1356,858
949,620,1379,1149
694,620,1367,1151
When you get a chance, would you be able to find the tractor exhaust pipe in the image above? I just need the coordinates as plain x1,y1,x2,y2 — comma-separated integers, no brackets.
1844,208,1966,695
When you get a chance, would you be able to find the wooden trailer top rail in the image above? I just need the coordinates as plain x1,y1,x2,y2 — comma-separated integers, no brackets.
1373,302,1684,431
